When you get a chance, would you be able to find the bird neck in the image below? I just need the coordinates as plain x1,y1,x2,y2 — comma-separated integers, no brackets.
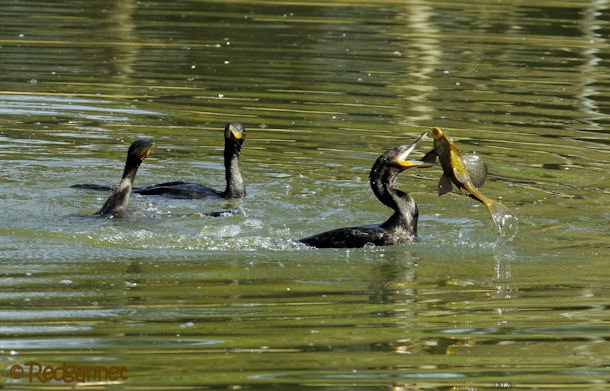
370,159,397,209
122,155,142,182
223,142,245,198
380,189,418,235
370,162,418,235
97,155,141,216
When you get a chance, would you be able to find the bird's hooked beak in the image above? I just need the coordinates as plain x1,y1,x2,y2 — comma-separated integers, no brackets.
130,139,155,160
229,124,245,141
141,141,155,159
396,132,433,169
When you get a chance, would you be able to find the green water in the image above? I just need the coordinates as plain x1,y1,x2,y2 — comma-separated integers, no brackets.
1,0,609,389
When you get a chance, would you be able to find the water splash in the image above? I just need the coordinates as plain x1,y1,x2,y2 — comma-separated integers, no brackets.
488,201,518,240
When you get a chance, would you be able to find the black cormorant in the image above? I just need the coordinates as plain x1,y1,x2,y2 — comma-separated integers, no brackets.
74,123,246,199
96,139,154,217
299,133,432,248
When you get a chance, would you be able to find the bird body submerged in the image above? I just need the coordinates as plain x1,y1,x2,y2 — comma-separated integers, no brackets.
299,224,413,249
134,181,223,199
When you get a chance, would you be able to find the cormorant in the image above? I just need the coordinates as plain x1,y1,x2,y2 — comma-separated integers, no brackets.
299,133,432,248
74,123,246,199
96,139,154,217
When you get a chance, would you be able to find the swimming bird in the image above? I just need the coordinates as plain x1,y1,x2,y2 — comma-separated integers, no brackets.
96,139,154,218
299,133,432,248
74,123,246,199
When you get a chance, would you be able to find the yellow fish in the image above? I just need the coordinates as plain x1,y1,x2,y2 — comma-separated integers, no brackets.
428,127,516,235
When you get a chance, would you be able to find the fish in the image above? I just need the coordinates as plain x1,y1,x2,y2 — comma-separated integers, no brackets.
426,127,516,235
422,148,487,193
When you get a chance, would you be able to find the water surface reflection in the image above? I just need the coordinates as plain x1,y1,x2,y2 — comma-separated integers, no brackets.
1,0,610,389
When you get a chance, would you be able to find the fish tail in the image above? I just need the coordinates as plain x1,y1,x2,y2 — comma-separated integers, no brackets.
464,186,518,237
484,198,518,236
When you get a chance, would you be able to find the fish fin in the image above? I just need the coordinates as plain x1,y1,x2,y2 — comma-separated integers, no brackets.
453,167,468,184
438,175,453,196
421,149,437,164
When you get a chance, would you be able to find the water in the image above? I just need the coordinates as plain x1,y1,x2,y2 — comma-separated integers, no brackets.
1,0,609,389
